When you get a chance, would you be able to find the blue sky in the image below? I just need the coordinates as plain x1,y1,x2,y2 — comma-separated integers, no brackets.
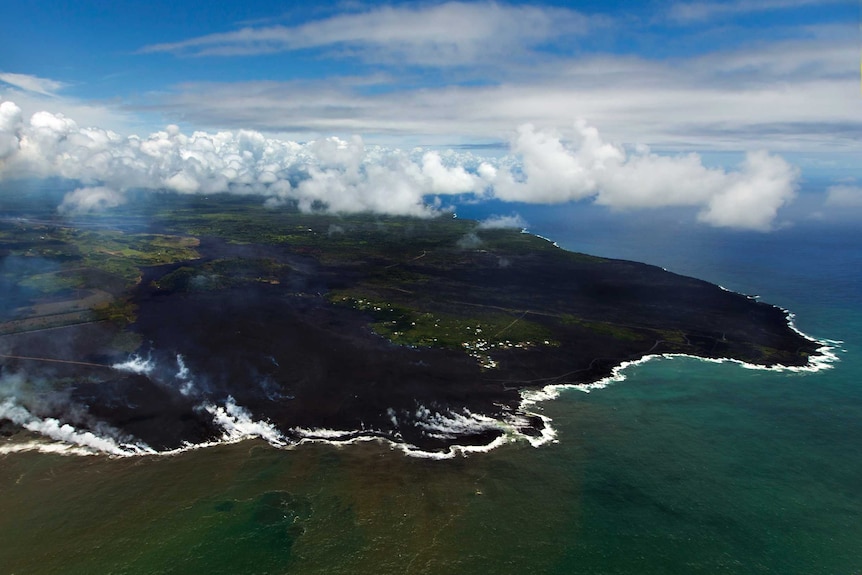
0,0,859,230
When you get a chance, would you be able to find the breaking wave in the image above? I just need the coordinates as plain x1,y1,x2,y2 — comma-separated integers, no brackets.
517,330,841,451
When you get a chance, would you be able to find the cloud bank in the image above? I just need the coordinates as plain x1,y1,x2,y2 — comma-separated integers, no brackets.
487,123,798,231
0,100,800,230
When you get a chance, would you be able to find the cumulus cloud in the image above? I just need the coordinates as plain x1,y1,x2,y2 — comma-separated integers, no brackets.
485,122,799,231
0,100,800,229
0,101,22,160
0,101,478,217
697,151,799,230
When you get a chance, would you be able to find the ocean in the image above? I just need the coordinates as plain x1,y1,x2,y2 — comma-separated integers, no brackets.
1,202,860,574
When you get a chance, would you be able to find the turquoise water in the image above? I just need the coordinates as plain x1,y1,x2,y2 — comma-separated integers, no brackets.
529,213,862,574
1,211,859,574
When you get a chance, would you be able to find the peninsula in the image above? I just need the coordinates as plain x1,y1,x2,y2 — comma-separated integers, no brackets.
0,192,824,455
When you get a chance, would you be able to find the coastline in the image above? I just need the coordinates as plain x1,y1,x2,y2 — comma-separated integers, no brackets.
0,318,839,461
0,221,838,460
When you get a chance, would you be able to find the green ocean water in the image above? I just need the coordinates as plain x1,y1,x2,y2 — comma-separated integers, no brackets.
1,219,860,574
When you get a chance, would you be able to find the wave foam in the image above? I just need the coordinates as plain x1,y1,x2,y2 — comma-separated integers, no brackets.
516,329,841,452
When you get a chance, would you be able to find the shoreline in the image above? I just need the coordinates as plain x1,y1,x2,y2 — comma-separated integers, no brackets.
0,220,839,461
0,321,839,461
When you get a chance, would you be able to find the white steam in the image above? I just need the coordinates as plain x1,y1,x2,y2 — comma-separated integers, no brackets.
112,354,155,375
477,213,527,229
413,405,503,440
0,100,800,229
204,396,286,446
0,397,147,456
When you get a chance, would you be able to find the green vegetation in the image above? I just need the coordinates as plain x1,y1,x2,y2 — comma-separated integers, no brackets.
0,191,814,370
180,212,478,266
93,299,138,325
561,314,648,342
69,230,200,286
0,223,200,290
153,259,290,292
18,271,82,294
657,329,688,345
329,291,557,364
0,216,199,332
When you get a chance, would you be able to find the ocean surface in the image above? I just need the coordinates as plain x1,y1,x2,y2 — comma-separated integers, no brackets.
1,203,860,574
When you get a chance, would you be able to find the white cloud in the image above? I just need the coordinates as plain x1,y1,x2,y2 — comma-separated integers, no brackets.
486,122,799,231
140,2,593,65
667,0,843,24
59,186,126,215
477,214,527,229
0,100,801,230
421,151,480,194
825,185,862,207
0,101,475,217
0,72,66,96
0,101,22,160
0,81,143,137
143,29,858,154
697,151,799,230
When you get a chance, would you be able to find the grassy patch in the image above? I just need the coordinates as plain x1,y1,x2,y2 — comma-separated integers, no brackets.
153,259,290,293
329,291,557,354
18,272,82,294
1,223,201,289
561,314,648,342
93,299,138,325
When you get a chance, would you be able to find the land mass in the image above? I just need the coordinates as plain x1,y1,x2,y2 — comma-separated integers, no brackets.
0,192,824,455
